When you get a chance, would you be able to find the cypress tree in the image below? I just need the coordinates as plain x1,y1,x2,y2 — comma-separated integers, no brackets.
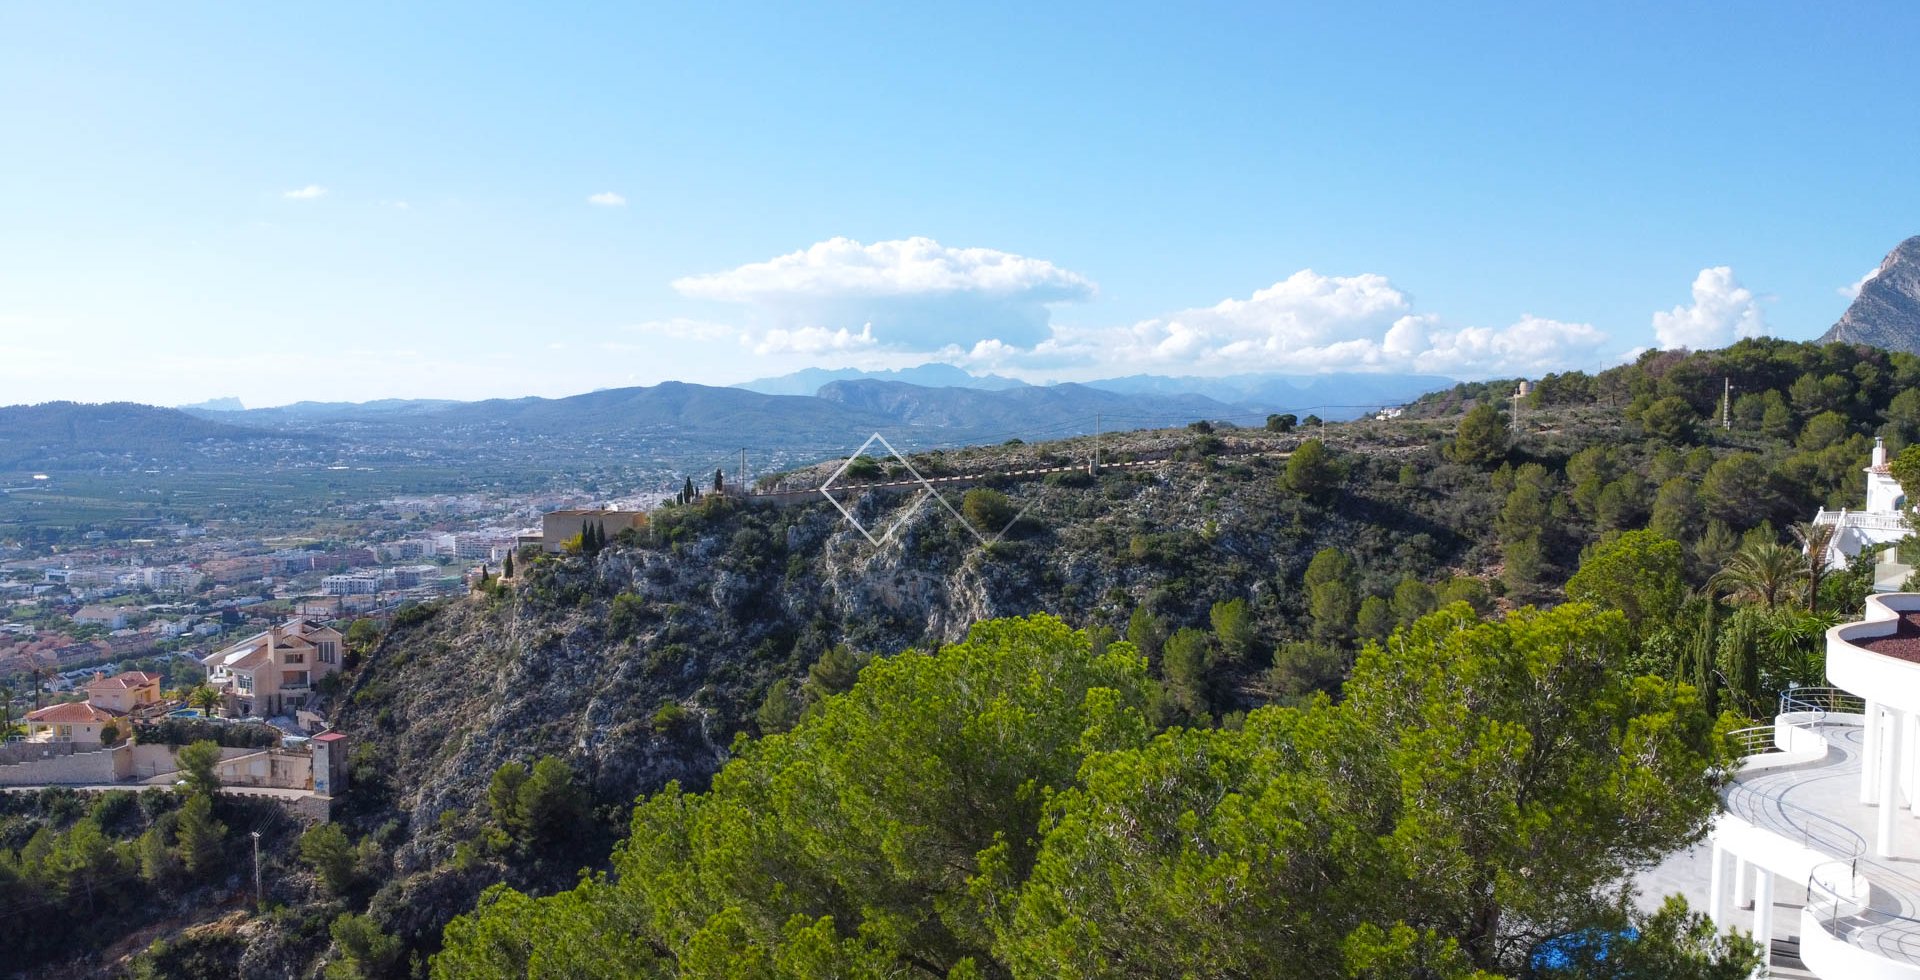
1688,600,1719,716
684,477,697,502
503,551,515,578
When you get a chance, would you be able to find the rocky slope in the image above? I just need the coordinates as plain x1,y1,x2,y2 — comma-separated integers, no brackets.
318,425,1493,960
1822,235,1920,353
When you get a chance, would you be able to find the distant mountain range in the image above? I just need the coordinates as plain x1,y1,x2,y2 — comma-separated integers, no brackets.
740,365,1452,417
1822,235,1920,355
734,364,1026,395
177,396,247,412
4,368,1455,478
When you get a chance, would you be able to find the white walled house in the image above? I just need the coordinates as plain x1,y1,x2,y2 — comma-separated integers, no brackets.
1813,437,1912,590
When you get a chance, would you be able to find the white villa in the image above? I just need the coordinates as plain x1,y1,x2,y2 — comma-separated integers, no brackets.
200,618,344,718
1669,594,1920,977
1813,437,1912,591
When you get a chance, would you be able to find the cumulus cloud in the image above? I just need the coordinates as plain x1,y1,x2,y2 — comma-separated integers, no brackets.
1651,266,1767,350
588,191,627,207
1840,267,1878,299
752,323,877,355
950,270,1608,379
282,185,327,200
669,238,1629,379
674,237,1095,348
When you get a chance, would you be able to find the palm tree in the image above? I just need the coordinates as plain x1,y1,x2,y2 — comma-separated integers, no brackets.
1711,540,1809,611
188,684,220,716
1791,521,1837,613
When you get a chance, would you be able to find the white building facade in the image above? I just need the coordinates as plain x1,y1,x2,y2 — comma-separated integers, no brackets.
1691,593,1920,977
1813,438,1911,590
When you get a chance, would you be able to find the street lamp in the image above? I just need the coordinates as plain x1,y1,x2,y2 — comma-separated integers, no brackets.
250,830,262,908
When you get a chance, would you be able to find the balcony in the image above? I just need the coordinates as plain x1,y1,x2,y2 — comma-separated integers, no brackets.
1636,595,1920,978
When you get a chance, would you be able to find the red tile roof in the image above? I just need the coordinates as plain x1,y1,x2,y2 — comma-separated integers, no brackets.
86,671,162,691
25,701,121,724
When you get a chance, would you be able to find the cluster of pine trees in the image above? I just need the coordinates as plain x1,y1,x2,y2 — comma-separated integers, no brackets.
0,741,235,972
434,610,1755,979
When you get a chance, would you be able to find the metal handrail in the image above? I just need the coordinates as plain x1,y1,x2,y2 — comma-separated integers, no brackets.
1725,778,1869,860
1805,859,1920,963
1780,687,1867,718
1726,725,1777,757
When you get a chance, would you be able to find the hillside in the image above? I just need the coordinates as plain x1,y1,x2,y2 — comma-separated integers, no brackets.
0,401,305,472
1821,235,1920,353
26,335,1915,976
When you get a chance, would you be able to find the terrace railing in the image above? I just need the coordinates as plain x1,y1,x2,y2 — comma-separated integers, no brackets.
1779,686,1867,718
1805,859,1920,965
1726,725,1777,758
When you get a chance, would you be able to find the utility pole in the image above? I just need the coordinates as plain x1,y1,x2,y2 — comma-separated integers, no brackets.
1090,413,1101,475
250,830,262,908
739,448,747,492
1722,377,1732,430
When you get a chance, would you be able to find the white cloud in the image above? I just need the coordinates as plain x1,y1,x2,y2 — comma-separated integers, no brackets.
282,185,327,200
674,236,1095,348
669,238,1628,380
1651,266,1767,350
587,191,627,207
950,269,1608,380
752,323,877,355
1840,267,1878,299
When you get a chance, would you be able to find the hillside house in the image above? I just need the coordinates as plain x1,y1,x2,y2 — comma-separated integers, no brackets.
21,669,169,744
1813,437,1913,590
200,618,344,718
21,702,121,744
85,670,162,714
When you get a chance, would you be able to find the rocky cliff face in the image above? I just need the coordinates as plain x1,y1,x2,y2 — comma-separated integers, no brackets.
1822,236,1920,353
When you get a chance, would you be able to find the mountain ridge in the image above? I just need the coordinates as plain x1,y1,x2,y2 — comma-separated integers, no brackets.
1821,235,1920,353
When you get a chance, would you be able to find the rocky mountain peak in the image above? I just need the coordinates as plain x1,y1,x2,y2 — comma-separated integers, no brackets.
1821,235,1920,353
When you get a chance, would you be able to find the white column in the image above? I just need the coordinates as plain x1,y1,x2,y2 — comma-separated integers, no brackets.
1732,856,1750,909
1865,699,1881,804
1707,841,1726,926
1908,711,1920,808
1881,709,1903,857
1752,868,1775,965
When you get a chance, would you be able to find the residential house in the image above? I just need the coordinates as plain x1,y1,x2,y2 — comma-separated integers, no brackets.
85,670,162,715
200,618,345,717
21,701,121,744
20,669,164,743
1811,437,1913,590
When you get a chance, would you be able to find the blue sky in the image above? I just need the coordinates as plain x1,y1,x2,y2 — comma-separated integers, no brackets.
2,3,1917,406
